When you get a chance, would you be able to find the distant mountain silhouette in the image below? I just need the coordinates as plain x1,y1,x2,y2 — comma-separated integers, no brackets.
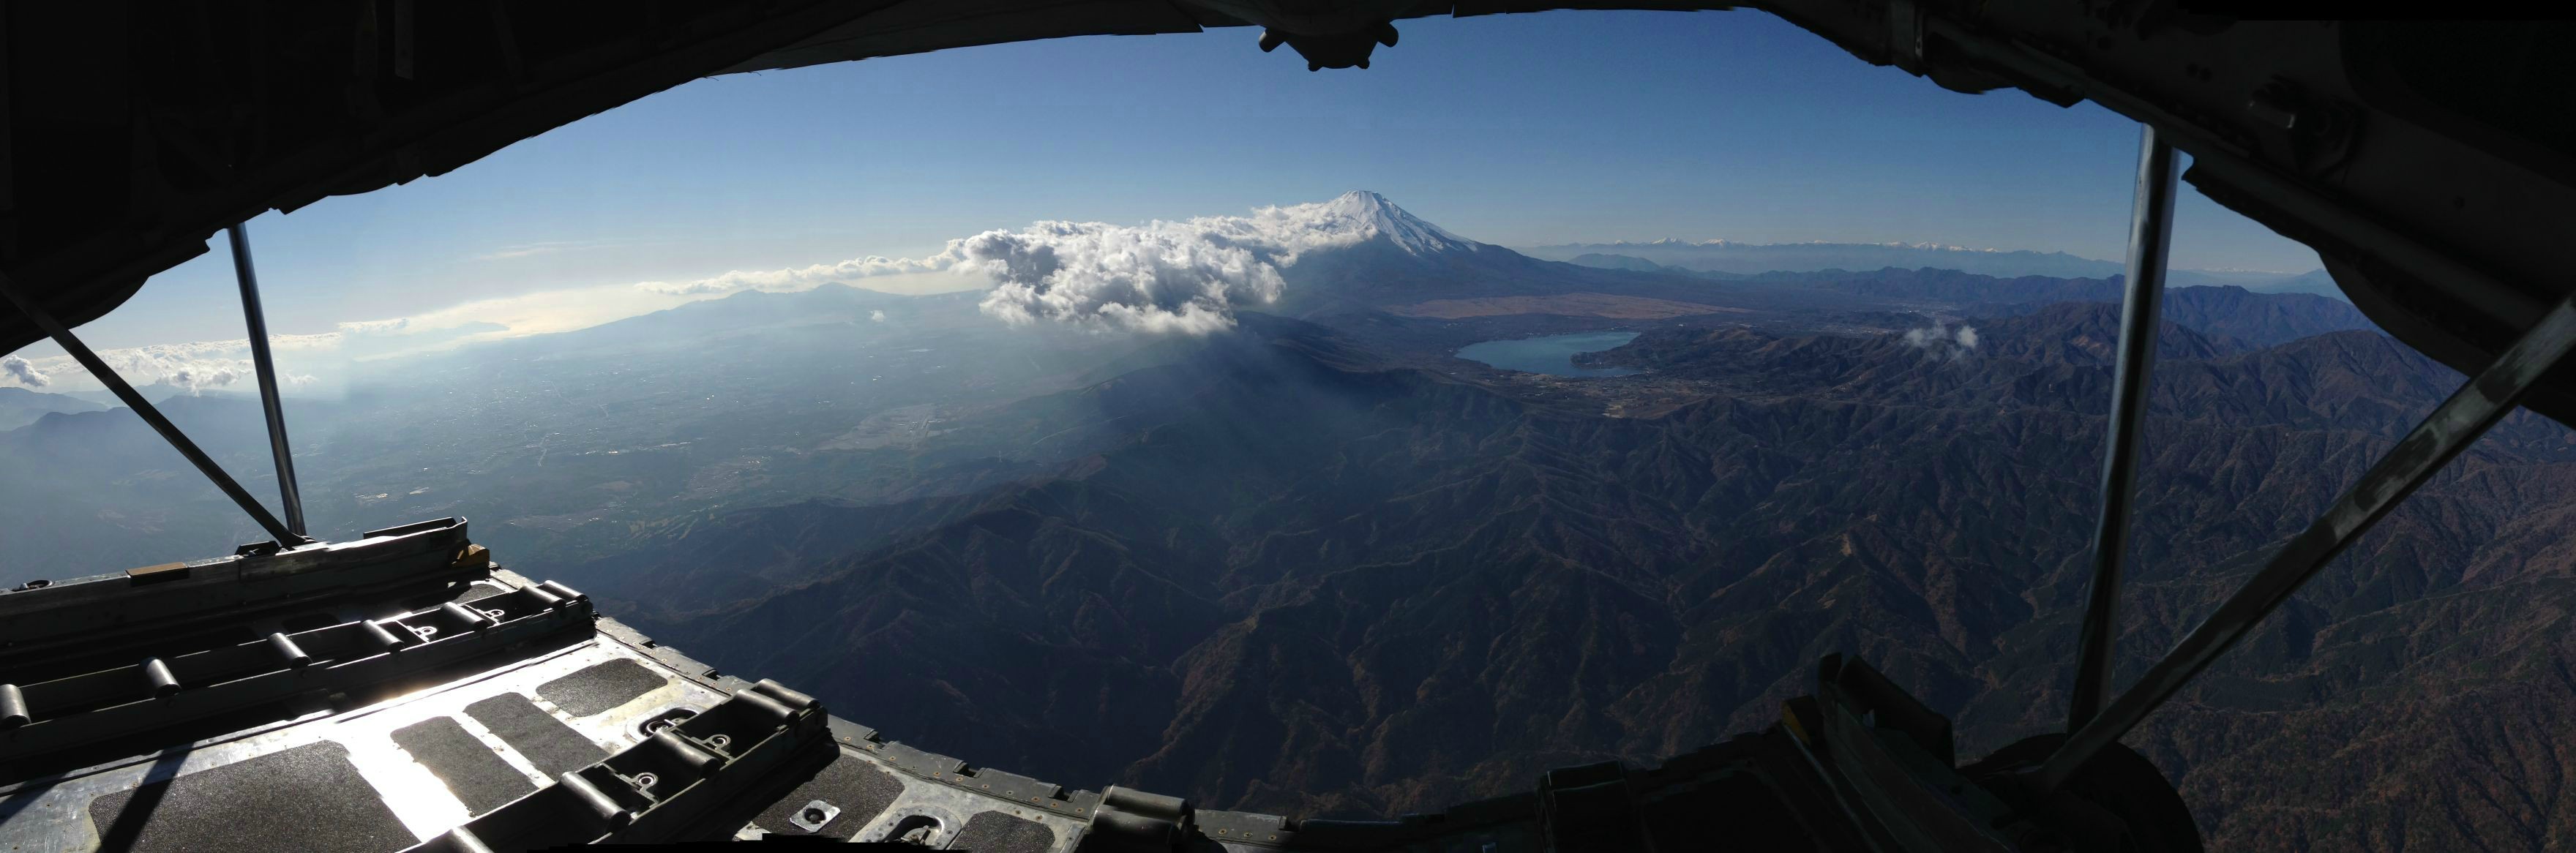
1565,252,1673,272
1777,268,2374,347
0,394,293,577
1525,238,2127,279
1534,238,2326,295
0,386,103,431
1270,195,1830,322
2239,268,2345,300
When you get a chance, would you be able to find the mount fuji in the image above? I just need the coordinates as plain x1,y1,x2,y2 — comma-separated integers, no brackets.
1270,192,1744,316
1300,190,1483,257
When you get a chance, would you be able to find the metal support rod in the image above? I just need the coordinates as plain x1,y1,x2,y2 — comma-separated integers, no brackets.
0,272,304,545
2035,290,2576,792
2066,127,2179,731
228,223,307,537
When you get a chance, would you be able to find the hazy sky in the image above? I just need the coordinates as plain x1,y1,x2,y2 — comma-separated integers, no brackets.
7,8,2315,387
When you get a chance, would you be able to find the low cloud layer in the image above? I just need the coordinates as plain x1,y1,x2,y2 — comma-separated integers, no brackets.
636,255,951,296
6,195,1424,392
338,317,412,336
4,284,709,393
629,194,1406,334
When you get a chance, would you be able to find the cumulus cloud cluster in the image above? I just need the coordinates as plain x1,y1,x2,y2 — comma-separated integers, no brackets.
4,337,326,394
959,219,1306,334
83,342,233,390
2,356,48,388
1901,322,1980,360
954,200,1411,333
629,192,1422,334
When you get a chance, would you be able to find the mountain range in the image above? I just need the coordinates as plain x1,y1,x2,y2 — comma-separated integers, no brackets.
1524,238,2127,278
0,386,102,430
1532,241,2339,298
544,198,2558,851
571,279,2576,853
1,192,2556,852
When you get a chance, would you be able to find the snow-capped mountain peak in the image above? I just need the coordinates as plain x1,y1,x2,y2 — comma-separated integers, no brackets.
1311,190,1479,255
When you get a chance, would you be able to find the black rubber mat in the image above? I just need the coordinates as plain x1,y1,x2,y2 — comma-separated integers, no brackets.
535,658,669,717
86,741,413,853
950,810,1057,853
392,715,537,815
750,750,907,838
464,693,604,777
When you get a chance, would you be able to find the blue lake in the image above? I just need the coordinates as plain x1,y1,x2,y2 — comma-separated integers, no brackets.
1456,331,1641,377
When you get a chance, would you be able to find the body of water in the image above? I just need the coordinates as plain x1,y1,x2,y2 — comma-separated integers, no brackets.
1456,331,1641,377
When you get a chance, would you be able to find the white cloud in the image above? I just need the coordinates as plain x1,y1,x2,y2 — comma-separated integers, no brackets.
2,356,48,388
1901,322,1979,361
8,194,1434,392
471,238,640,262
958,220,1292,335
4,337,336,394
634,256,956,296
969,193,1457,332
334,282,722,353
620,192,1423,334
104,342,317,391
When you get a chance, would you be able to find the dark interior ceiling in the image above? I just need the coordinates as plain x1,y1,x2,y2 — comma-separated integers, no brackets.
5,3,2574,424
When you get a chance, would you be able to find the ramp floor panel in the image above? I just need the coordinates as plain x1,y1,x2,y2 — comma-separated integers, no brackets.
535,658,670,717
952,810,1060,853
85,740,413,853
391,715,539,816
464,694,606,778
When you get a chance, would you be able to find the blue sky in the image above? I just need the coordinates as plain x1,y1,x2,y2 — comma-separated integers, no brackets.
11,8,2313,378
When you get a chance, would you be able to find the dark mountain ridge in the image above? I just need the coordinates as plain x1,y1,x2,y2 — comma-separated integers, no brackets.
587,291,2576,851
1786,269,2371,347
